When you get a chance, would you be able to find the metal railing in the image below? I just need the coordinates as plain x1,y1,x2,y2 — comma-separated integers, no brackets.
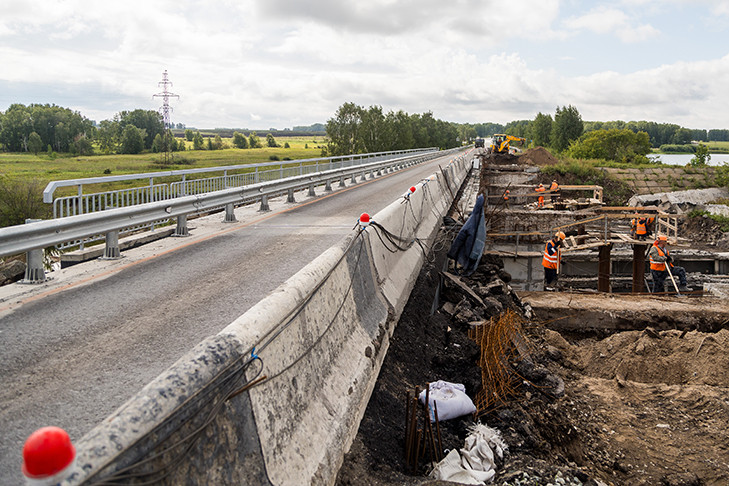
42,148,439,204
43,148,439,249
2,148,469,262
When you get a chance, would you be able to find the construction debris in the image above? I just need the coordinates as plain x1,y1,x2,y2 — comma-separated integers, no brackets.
338,151,729,486
628,187,729,213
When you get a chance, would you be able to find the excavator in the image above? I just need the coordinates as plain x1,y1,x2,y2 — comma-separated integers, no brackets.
488,134,526,154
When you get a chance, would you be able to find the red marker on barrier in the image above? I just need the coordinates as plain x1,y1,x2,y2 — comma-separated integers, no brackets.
359,213,370,228
409,186,416,194
22,426,76,485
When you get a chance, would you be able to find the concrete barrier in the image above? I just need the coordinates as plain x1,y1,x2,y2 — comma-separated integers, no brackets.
60,149,472,486
368,155,470,319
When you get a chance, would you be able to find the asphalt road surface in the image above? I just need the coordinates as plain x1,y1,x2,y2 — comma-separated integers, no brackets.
0,153,468,483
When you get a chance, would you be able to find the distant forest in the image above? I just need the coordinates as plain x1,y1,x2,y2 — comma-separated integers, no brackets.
2,102,728,156
470,118,729,148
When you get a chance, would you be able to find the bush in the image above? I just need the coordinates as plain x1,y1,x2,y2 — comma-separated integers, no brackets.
0,176,51,228
269,155,280,161
659,144,695,153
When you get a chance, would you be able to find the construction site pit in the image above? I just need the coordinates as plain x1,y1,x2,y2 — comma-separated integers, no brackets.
337,152,729,486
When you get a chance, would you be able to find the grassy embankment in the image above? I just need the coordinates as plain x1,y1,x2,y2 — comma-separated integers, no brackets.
0,136,327,199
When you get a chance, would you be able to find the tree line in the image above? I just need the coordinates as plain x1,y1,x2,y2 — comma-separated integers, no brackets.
468,111,728,152
325,103,461,156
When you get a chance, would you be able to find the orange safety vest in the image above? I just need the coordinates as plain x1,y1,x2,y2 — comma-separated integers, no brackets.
636,218,647,235
649,243,670,271
542,240,560,269
549,182,559,191
535,186,545,205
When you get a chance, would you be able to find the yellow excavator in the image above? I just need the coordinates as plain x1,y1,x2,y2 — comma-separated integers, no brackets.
488,134,526,154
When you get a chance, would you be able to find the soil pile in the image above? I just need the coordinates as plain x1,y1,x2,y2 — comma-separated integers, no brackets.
337,223,729,486
517,147,560,166
679,213,729,250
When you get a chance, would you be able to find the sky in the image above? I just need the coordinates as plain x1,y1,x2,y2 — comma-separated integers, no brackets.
2,0,729,130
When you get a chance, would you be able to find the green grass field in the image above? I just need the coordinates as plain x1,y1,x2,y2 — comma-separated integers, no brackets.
0,136,327,198
705,141,729,153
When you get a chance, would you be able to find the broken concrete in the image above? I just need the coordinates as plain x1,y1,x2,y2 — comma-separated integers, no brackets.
628,187,729,213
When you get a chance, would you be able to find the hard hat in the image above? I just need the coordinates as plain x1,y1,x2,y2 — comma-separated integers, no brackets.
505,190,510,193
658,235,668,241
538,183,544,187
556,231,566,240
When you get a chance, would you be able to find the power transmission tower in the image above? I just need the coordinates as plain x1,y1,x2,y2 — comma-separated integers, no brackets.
153,70,180,129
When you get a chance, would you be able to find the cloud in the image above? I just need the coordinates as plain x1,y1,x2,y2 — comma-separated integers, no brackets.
564,6,660,43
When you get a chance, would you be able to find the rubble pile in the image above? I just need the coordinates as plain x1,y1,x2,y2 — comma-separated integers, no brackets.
336,229,610,486
679,213,729,250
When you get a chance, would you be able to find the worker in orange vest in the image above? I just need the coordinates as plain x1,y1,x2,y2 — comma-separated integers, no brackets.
649,235,688,293
630,213,638,238
542,231,565,290
635,216,647,240
535,183,545,208
503,190,510,209
549,179,560,202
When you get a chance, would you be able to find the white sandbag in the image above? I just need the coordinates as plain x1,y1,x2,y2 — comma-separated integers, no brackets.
429,449,485,485
418,380,477,422
429,423,506,485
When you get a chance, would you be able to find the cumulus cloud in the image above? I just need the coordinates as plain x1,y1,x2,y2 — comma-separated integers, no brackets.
2,0,729,129
564,6,659,43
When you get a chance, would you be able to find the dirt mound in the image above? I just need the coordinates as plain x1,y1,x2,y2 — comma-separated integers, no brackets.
679,213,729,250
517,146,560,166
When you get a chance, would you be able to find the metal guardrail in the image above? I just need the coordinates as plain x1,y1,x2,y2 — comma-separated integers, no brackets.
43,148,439,204
46,148,439,250
1,148,467,261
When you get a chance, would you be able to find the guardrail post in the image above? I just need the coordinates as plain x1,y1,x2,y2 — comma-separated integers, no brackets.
100,230,122,259
308,183,316,197
223,203,238,222
287,188,296,203
339,176,346,188
259,195,270,211
325,179,332,192
21,219,47,284
351,173,357,184
174,215,190,237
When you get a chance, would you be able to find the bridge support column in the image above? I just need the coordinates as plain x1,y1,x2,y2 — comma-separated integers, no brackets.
223,203,238,222
598,244,612,292
632,243,648,293
174,214,190,237
100,230,122,260
21,219,46,284
259,196,270,212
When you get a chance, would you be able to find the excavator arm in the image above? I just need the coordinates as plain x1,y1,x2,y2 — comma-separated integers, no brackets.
490,134,526,154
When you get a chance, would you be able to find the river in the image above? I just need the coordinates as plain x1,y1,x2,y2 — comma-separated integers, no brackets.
648,153,729,166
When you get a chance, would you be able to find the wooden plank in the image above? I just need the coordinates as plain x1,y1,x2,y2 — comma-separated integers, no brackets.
560,241,609,252
441,271,486,307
